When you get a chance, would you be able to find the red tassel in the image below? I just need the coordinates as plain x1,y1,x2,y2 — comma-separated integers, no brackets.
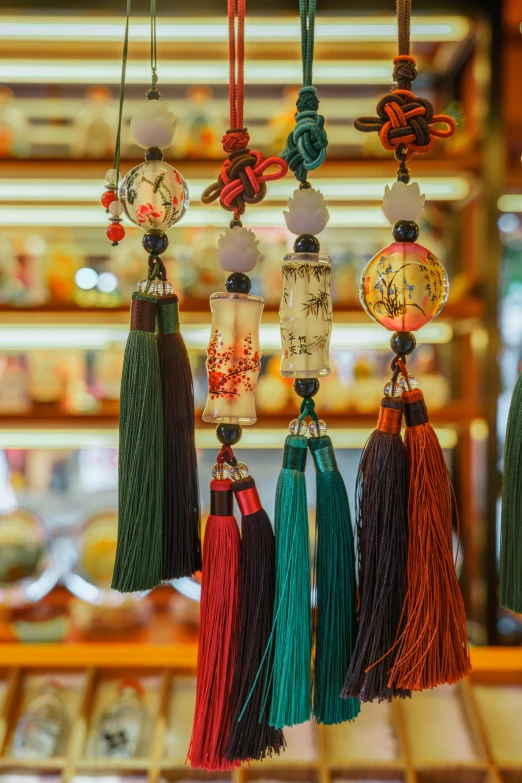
188,478,241,770
388,387,471,691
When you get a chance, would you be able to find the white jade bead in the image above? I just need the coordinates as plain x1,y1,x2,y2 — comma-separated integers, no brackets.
382,180,425,225
216,226,261,273
283,187,330,236
105,168,118,186
108,200,124,217
130,101,176,150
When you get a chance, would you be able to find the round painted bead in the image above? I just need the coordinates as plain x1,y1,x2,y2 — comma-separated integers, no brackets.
106,222,125,243
120,160,188,230
130,100,176,150
101,190,116,208
284,187,330,236
216,226,260,273
359,242,449,332
108,200,124,217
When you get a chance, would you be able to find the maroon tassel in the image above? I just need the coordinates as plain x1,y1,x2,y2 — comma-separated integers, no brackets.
226,475,285,762
157,295,201,580
342,397,410,702
188,479,241,770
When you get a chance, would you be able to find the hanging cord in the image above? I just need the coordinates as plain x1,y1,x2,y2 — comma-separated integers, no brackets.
201,0,287,222
397,0,411,57
112,0,132,195
281,0,327,183
149,0,158,92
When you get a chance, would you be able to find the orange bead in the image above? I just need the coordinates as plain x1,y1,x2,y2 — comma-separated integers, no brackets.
359,242,448,332
101,190,116,208
106,222,125,243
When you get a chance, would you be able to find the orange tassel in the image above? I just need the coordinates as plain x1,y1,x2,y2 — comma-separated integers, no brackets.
388,387,471,691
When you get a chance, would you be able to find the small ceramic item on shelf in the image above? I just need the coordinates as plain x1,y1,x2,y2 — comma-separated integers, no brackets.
12,683,67,758
96,681,144,759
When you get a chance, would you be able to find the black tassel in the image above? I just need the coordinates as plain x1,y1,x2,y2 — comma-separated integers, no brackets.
157,295,201,579
226,475,285,762
341,397,410,702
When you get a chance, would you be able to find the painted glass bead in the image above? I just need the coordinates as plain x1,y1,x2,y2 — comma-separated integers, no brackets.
106,222,125,243
399,374,419,391
309,419,328,437
203,292,264,425
359,242,449,332
383,380,402,398
280,252,332,378
101,190,116,208
137,278,157,295
289,418,309,436
230,462,250,480
212,463,230,480
120,160,188,231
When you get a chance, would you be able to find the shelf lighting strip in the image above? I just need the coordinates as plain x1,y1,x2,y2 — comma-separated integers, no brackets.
0,427,458,450
0,16,470,43
0,60,399,86
1,178,470,203
0,322,453,352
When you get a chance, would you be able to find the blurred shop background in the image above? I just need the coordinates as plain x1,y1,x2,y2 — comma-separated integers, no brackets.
1,0,522,780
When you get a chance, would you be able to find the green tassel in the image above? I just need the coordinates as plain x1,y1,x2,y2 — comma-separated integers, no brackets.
309,435,360,724
112,292,164,593
501,371,522,612
268,434,312,729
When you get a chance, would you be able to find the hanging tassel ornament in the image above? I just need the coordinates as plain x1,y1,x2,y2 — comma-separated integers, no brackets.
347,0,470,694
108,0,200,592
342,360,409,703
226,467,285,763
308,404,360,724
188,471,241,770
190,0,287,768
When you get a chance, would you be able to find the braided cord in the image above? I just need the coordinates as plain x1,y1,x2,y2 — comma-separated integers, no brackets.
397,0,411,56
150,0,158,90
301,0,316,87
112,0,132,195
228,0,245,130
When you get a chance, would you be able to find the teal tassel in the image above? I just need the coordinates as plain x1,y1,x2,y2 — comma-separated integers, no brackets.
309,435,360,724
112,292,164,593
268,434,312,729
501,371,522,611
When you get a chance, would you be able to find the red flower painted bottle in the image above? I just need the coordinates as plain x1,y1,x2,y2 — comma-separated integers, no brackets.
202,292,264,425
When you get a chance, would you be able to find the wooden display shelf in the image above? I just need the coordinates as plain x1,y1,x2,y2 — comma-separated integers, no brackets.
0,647,518,783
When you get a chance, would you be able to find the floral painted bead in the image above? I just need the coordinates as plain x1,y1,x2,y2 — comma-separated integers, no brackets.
119,160,188,230
359,242,449,332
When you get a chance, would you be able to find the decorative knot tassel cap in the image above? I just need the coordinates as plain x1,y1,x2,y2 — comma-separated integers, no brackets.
268,434,312,730
226,476,285,763
388,388,471,691
500,372,522,612
342,397,410,703
188,479,241,770
157,295,201,580
309,435,360,724
112,292,164,593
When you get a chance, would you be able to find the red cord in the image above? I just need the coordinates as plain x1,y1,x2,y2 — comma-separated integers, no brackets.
228,0,245,131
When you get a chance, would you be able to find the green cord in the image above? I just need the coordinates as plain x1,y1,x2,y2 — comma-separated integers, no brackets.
300,0,316,87
113,0,132,195
150,0,158,90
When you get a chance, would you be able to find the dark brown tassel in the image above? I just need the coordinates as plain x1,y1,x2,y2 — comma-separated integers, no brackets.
388,387,471,691
342,397,410,702
226,475,285,762
157,295,201,580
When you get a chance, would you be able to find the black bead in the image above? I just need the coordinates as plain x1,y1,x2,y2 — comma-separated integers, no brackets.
225,272,251,294
145,147,163,161
147,88,161,100
294,378,320,398
390,331,416,356
293,234,320,253
142,229,169,256
216,423,243,446
393,220,419,243
229,218,243,229
299,181,311,190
